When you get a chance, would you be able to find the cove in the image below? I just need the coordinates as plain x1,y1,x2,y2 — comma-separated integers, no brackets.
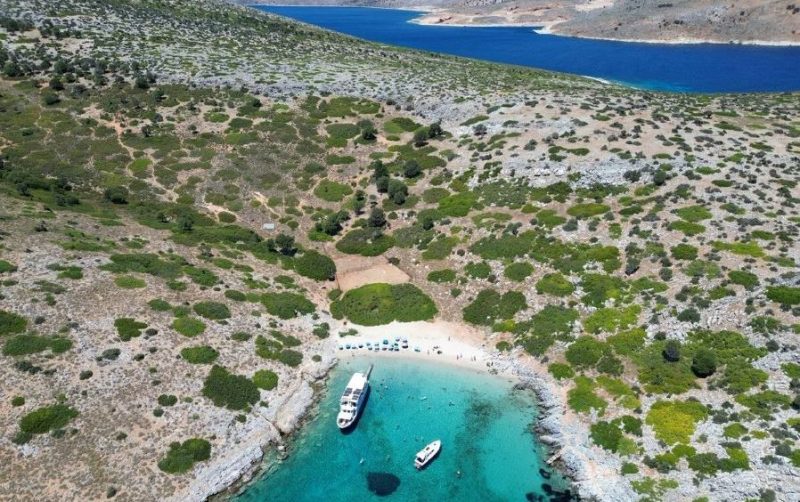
253,6,800,93
235,356,570,501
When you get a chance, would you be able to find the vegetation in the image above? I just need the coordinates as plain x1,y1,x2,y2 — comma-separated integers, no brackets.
202,365,260,411
331,283,437,326
158,438,211,474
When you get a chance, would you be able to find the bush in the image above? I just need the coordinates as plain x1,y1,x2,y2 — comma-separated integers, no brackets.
253,369,279,390
671,244,698,261
728,270,759,290
336,229,395,256
148,298,172,311
645,400,708,444
104,186,129,204
691,348,717,377
568,376,607,414
3,334,72,356
565,336,606,368
548,363,574,380
158,394,178,407
172,317,206,337
766,286,800,306
584,306,640,334
0,309,27,336
193,301,231,320
462,289,526,326
535,273,574,297
180,345,219,364
591,421,623,451
314,179,353,202
114,275,146,289
202,365,259,410
427,269,456,283
662,340,681,362
503,262,534,282
224,290,247,301
20,404,79,434
115,318,148,341
261,292,315,319
567,203,609,219
294,251,336,281
158,438,211,474
331,283,437,326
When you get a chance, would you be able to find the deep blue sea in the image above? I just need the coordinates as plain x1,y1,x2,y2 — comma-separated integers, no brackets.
254,5,800,93
235,357,568,501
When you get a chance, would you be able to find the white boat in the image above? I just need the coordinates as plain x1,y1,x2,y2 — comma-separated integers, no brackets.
414,440,441,469
336,365,372,430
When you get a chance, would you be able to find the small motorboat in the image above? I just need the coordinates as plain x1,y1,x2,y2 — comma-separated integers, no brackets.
414,440,441,469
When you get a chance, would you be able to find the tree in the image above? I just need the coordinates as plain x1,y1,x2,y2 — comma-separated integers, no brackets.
473,123,487,137
413,129,428,147
387,179,408,205
104,186,129,204
368,208,386,228
134,73,149,90
623,170,641,182
428,120,443,139
352,190,366,215
317,210,349,236
361,123,377,141
48,76,64,91
653,170,668,186
691,348,717,378
371,160,388,180
403,159,421,178
662,340,681,362
375,176,389,193
275,233,297,256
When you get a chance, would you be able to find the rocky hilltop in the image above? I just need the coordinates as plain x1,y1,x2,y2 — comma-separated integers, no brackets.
248,0,800,45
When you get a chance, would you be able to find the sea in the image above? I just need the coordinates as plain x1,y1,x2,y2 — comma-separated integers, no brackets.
235,356,571,501
254,5,800,93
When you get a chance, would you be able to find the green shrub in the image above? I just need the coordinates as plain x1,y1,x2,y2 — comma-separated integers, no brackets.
314,179,353,202
261,292,315,319
180,345,219,364
462,289,526,326
158,438,211,474
336,229,395,257
584,305,640,334
0,260,18,273
671,244,698,261
115,318,148,341
427,269,456,283
580,273,628,307
294,251,336,281
465,261,492,279
0,309,27,336
331,283,437,326
3,335,72,356
253,369,279,390
728,270,759,290
437,192,476,217
503,262,534,282
691,348,717,378
548,363,574,380
723,423,748,439
516,305,579,356
114,275,146,289
668,221,706,236
224,290,247,301
565,336,608,369
202,365,259,410
607,328,646,357
20,404,78,434
621,462,639,475
568,376,607,414
172,317,206,337
567,203,609,219
158,394,178,407
766,286,800,306
590,421,623,451
148,298,173,311
535,273,574,297
193,301,231,320
674,205,712,222
645,400,708,444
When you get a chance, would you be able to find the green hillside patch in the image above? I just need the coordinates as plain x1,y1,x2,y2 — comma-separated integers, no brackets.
668,221,706,236
766,286,800,305
584,305,641,334
202,365,259,411
674,205,712,222
503,262,534,282
712,241,764,258
438,192,476,217
180,345,219,364
115,275,146,289
314,179,353,202
331,283,437,326
0,259,17,273
646,400,708,445
253,369,279,390
384,117,421,134
0,310,27,336
536,273,574,297
158,438,212,474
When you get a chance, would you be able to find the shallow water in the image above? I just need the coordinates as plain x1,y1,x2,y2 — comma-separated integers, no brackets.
254,6,800,93
236,357,568,501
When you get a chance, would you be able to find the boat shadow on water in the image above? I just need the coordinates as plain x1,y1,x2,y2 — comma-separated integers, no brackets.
339,385,371,436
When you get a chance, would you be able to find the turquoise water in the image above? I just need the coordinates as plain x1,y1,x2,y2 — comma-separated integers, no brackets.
236,357,569,501
254,6,800,93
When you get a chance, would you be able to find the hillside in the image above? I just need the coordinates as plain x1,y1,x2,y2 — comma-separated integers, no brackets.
1,0,800,501
249,0,800,45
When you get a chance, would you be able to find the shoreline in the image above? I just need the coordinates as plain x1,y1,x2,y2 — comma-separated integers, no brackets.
204,319,632,501
252,4,800,47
